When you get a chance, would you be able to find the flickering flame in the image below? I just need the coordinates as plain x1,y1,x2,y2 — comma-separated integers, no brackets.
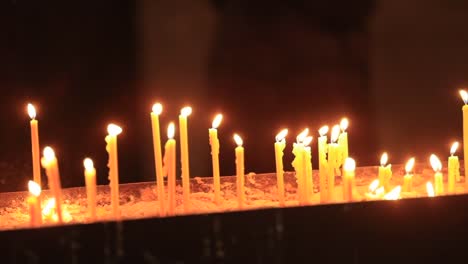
383,186,401,200
426,182,435,197
303,136,313,147
43,146,55,160
430,154,442,172
405,158,415,174
331,125,340,143
296,128,309,143
318,125,329,137
275,129,288,142
152,103,163,115
42,198,56,219
450,142,459,155
380,152,388,167
212,114,223,129
167,122,175,139
28,181,41,197
107,124,123,136
340,118,349,132
234,134,243,146
368,179,380,193
460,90,468,104
83,158,94,170
181,106,192,117
343,157,356,171
27,103,36,119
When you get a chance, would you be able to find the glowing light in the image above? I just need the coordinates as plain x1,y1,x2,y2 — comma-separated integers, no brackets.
27,103,36,119
83,158,94,170
181,106,192,117
318,126,329,137
405,158,415,174
107,124,123,136
460,90,468,104
28,181,41,197
380,152,388,167
43,147,55,161
430,154,442,172
383,186,401,200
303,136,313,147
42,198,56,219
275,129,288,142
450,142,459,155
331,125,340,143
368,179,380,193
296,128,309,143
152,103,163,115
340,118,349,132
426,182,435,197
233,134,243,146
343,157,356,171
167,122,175,139
212,114,223,129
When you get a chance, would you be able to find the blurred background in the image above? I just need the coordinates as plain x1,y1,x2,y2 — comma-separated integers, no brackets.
0,0,467,191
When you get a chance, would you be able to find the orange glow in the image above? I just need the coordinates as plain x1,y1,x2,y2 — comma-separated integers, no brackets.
107,124,123,136
331,125,340,143
343,157,356,171
27,103,36,119
340,118,349,132
383,186,401,200
426,182,435,197
450,142,459,155
42,198,72,223
460,90,468,104
380,152,388,167
152,103,163,115
303,136,313,147
233,134,243,146
167,123,175,139
368,179,380,193
181,106,192,117
296,128,309,143
430,154,442,172
28,180,41,197
405,158,415,174
83,158,94,171
43,146,55,161
275,129,288,142
318,125,329,137
212,114,223,129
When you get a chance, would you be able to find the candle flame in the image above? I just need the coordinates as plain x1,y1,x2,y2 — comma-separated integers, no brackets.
380,152,388,167
430,154,442,172
107,124,123,136
233,134,243,146
343,157,356,171
331,125,340,143
460,90,468,104
368,179,380,192
296,128,309,143
383,186,401,200
83,158,94,170
152,103,163,115
212,114,223,129
450,142,459,155
275,129,288,142
43,146,55,160
167,122,175,139
426,182,435,197
28,180,41,197
405,158,415,174
318,125,329,137
27,103,36,119
42,198,56,218
303,136,313,147
181,106,192,117
340,118,349,132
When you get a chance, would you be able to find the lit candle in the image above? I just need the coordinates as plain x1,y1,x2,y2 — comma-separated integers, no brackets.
234,134,245,209
383,186,401,200
342,157,356,202
402,158,415,193
303,136,314,204
209,114,223,205
274,129,288,206
459,90,468,189
327,125,341,201
28,104,41,187
365,179,385,200
448,142,460,194
105,124,123,219
378,153,392,192
164,123,177,216
292,128,308,205
84,158,97,221
426,182,435,197
338,118,349,168
151,103,166,216
179,106,192,213
318,126,329,202
40,147,63,223
27,180,42,227
430,154,443,196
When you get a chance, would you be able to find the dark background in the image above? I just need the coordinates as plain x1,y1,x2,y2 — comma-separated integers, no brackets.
0,0,467,191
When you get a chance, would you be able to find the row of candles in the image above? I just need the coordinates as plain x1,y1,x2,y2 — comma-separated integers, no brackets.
22,89,468,227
